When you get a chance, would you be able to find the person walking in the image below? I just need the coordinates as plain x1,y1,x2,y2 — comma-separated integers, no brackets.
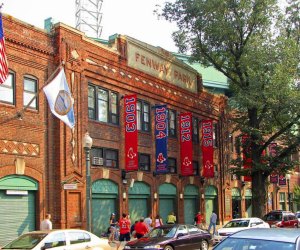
195,211,204,229
40,213,52,230
108,213,118,242
208,211,217,235
134,217,149,239
154,214,163,227
118,213,131,250
166,211,176,224
144,213,153,231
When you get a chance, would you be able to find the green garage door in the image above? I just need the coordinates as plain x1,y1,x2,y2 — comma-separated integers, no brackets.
92,179,118,237
184,185,199,224
159,183,177,223
0,175,37,247
128,182,150,224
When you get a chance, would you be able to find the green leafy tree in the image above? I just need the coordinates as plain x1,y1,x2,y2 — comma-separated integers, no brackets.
159,0,300,218
293,185,300,206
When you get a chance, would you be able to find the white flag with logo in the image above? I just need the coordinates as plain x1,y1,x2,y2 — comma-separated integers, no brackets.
43,68,75,128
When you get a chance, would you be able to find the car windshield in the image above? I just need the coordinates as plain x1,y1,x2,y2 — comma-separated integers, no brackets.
2,233,47,249
296,213,300,218
223,219,250,228
147,227,177,238
214,238,295,250
264,213,282,221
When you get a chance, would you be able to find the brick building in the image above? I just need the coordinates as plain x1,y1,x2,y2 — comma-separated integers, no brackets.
0,15,228,244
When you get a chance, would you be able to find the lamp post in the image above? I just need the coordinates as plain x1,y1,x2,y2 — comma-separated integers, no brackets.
83,132,93,232
286,173,291,212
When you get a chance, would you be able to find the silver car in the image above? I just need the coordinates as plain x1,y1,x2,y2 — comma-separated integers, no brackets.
213,228,300,250
1,229,110,250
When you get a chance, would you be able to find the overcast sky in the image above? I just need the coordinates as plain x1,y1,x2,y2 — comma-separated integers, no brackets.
1,0,178,52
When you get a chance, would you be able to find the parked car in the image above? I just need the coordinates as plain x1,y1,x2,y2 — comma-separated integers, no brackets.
124,224,211,250
296,211,300,224
213,228,300,250
263,210,299,228
1,229,110,250
214,217,270,244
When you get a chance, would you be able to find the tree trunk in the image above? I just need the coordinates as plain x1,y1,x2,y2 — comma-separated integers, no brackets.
251,170,268,218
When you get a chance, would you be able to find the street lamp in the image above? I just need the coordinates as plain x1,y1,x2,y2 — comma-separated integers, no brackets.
286,173,291,212
83,131,93,232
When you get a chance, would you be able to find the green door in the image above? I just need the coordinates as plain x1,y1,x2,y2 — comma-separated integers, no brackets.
159,198,175,224
205,199,213,225
205,185,218,225
92,198,116,236
129,199,148,223
91,179,118,236
0,190,36,246
184,185,199,224
184,198,196,224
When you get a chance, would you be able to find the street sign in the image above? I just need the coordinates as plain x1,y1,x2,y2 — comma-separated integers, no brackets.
63,183,78,190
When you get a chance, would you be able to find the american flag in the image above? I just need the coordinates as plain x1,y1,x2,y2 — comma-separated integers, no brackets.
0,13,8,84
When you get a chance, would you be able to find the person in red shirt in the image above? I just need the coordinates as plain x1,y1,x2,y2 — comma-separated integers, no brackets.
195,211,204,229
134,217,149,239
118,213,131,245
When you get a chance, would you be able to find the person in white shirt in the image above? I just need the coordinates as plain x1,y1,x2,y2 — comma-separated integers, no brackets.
144,214,153,231
40,213,52,230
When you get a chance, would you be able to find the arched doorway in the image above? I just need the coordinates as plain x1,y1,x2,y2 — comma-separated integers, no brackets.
128,181,150,223
0,175,38,246
205,185,218,225
232,187,242,218
159,183,177,223
245,188,252,217
92,179,118,236
184,185,199,224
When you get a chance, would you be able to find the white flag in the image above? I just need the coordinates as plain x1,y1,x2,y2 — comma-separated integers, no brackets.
43,68,75,128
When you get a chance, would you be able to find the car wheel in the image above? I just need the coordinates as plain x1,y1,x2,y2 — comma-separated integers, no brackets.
200,240,209,250
164,245,174,250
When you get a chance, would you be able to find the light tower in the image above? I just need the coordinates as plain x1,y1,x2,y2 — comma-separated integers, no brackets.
75,0,103,39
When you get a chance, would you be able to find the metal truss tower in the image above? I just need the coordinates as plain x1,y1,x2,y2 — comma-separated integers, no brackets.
75,0,103,38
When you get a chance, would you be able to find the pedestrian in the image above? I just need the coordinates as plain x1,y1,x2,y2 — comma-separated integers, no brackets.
154,214,163,227
130,220,138,238
134,217,149,239
108,213,118,243
166,211,176,224
40,213,52,230
118,213,131,250
208,211,217,235
144,213,153,231
195,211,204,229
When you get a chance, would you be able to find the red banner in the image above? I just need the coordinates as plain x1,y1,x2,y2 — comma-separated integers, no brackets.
124,95,138,171
242,135,252,182
269,142,278,184
202,120,214,178
180,113,193,176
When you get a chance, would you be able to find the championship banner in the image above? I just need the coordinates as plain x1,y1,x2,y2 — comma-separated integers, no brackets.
180,112,193,176
242,135,252,182
202,120,214,178
278,175,287,186
124,94,138,171
269,142,278,184
155,105,168,173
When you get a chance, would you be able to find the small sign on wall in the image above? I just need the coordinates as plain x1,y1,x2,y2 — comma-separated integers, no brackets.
63,184,78,190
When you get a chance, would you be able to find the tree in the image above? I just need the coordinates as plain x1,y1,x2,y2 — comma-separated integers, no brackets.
159,0,300,218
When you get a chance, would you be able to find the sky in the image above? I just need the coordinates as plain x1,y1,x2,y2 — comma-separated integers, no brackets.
1,0,179,52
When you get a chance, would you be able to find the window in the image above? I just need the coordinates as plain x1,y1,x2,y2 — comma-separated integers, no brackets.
0,72,15,104
139,153,150,171
46,232,66,247
168,158,177,174
279,192,286,210
91,147,118,168
24,76,38,109
69,232,86,244
137,100,150,132
88,84,119,124
192,117,199,142
213,123,218,147
168,109,176,137
192,161,199,176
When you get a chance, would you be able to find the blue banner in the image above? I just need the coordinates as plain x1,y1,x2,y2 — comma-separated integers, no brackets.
155,105,168,174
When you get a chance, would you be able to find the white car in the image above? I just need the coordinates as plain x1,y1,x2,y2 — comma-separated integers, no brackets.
1,229,110,250
214,217,270,245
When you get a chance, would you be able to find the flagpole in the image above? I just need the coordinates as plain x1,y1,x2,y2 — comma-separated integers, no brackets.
0,61,65,124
